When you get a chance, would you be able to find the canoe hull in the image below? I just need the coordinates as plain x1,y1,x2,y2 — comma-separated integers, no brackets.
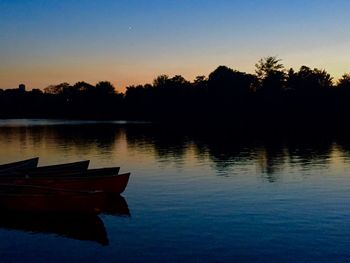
0,192,104,214
0,184,130,215
0,158,39,172
3,173,130,194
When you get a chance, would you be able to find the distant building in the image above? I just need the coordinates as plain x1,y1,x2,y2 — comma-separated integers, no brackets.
18,84,26,92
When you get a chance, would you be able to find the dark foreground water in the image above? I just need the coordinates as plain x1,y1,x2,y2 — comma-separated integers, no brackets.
0,120,350,262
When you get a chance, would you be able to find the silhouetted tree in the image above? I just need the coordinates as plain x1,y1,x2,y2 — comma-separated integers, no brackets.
208,66,255,97
255,56,286,94
95,81,116,95
153,75,170,89
30,89,43,95
337,73,350,89
2,56,350,126
73,81,95,93
193,76,207,89
44,82,71,94
287,66,333,94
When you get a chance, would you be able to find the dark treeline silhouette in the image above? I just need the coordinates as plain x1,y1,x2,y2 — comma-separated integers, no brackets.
0,81,124,119
2,56,350,128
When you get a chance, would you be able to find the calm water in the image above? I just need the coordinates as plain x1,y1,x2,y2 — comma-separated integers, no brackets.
0,120,350,262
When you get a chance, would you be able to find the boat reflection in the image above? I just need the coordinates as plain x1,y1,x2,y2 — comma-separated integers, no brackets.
100,194,131,216
0,195,130,246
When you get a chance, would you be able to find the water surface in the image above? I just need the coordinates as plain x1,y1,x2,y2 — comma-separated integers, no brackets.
0,119,350,262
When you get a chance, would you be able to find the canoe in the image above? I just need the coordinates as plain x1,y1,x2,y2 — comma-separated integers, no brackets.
0,169,129,194
26,160,90,174
0,157,39,172
10,172,130,194
0,167,120,180
0,184,107,214
0,160,91,177
29,166,121,178
0,184,130,215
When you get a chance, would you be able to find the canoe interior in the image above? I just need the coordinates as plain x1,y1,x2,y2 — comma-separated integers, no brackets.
0,166,120,178
0,157,39,172
31,160,90,172
6,160,91,177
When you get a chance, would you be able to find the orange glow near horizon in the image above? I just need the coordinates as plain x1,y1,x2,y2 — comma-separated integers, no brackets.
1,58,349,93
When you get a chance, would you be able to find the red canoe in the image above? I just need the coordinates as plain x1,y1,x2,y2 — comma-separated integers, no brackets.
0,184,107,214
7,173,131,194
0,184,131,216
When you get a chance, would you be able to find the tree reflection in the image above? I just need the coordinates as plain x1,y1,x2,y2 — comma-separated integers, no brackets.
125,125,189,163
1,123,348,182
123,125,340,182
0,195,130,246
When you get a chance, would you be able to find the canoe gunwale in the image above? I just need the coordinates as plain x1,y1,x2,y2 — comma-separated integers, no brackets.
0,157,39,172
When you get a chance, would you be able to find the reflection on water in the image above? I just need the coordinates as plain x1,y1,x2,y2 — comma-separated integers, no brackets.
0,213,108,245
1,121,348,179
0,123,348,190
1,120,350,262
0,195,130,246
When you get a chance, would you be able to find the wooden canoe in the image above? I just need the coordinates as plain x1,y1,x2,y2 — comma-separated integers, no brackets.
29,166,121,178
26,160,90,174
0,158,39,172
0,184,107,214
0,160,91,177
0,172,130,194
0,184,130,216
0,167,120,179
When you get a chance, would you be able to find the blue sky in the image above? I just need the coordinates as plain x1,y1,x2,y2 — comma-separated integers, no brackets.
1,0,350,91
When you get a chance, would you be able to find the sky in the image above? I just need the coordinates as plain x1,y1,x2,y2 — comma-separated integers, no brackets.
0,0,350,92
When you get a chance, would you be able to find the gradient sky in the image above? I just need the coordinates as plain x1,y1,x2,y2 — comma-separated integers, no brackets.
1,0,350,91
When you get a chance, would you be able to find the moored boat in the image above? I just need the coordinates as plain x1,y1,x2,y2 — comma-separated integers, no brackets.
0,160,91,177
0,167,120,181
9,172,131,194
0,158,39,173
25,160,90,175
0,158,131,215
28,166,121,178
0,184,107,214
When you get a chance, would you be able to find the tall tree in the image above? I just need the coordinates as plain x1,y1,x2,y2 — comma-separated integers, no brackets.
208,66,255,97
255,56,286,94
287,66,333,93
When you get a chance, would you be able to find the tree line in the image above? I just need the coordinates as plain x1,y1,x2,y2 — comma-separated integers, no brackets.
1,56,350,127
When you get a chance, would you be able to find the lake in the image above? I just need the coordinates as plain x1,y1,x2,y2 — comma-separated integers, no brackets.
0,119,350,262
